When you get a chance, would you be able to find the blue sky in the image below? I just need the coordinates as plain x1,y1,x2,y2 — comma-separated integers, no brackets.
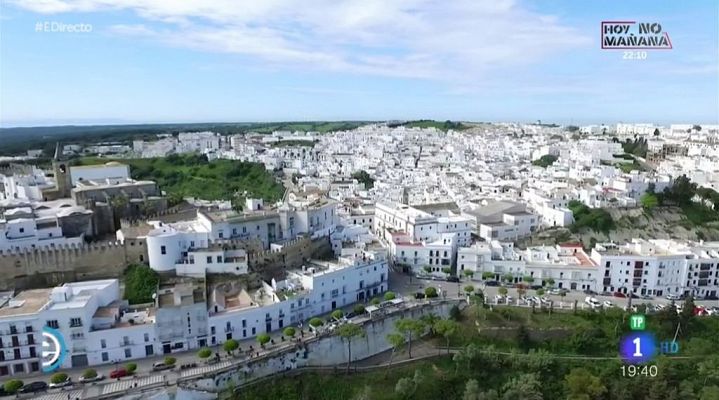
1,0,717,127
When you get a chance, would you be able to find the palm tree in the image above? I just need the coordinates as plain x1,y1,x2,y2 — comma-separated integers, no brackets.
338,323,365,373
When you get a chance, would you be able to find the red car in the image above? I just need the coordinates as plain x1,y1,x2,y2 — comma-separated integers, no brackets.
613,292,626,298
110,368,128,379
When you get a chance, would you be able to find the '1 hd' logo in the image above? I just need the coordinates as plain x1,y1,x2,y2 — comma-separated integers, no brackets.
42,327,66,373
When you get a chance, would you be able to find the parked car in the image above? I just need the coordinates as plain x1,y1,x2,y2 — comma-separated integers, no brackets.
549,288,568,295
152,362,175,372
19,381,47,394
583,289,598,296
49,376,72,388
494,295,505,304
585,296,601,308
485,281,500,287
700,294,718,300
110,368,128,379
79,373,105,383
530,285,543,290
666,293,683,301
613,292,627,298
447,276,460,283
603,300,614,308
640,294,653,300
414,292,426,299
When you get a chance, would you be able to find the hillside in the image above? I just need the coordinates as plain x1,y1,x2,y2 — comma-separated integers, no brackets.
75,154,285,202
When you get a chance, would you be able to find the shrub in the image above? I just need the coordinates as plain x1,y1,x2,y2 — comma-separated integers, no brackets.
50,373,68,384
125,363,137,374
353,304,366,314
425,287,438,298
384,291,396,301
3,380,23,394
223,339,239,354
331,309,344,320
309,317,324,327
283,327,296,337
464,285,475,294
164,356,176,366
198,348,212,359
82,369,98,379
257,333,271,346
370,297,381,305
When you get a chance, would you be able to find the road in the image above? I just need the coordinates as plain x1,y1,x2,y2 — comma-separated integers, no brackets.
388,270,719,310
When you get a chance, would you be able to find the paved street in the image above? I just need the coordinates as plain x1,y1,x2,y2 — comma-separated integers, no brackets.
388,270,719,310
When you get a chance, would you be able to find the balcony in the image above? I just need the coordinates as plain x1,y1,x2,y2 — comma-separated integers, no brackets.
120,340,133,347
224,326,234,333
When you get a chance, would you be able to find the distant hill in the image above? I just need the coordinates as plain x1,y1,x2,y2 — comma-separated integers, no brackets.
0,121,373,156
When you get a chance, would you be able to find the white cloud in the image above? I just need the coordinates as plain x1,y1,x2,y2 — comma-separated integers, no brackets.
10,0,591,83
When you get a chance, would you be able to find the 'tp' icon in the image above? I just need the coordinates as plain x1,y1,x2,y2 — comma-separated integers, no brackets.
629,314,646,331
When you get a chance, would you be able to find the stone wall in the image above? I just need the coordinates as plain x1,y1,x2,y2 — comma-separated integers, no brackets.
0,241,134,290
249,236,333,277
182,299,461,392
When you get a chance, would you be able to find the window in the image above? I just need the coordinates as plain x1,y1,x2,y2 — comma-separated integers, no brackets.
100,339,106,349
19,228,24,233
207,256,213,264
161,245,166,255
46,320,59,329
219,231,224,238
217,256,222,263
125,348,131,358
144,333,150,342
102,352,109,362
69,317,82,327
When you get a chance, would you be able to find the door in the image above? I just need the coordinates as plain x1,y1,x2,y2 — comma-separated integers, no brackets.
331,301,336,310
71,354,88,368
162,343,171,354
145,345,154,357
265,322,272,333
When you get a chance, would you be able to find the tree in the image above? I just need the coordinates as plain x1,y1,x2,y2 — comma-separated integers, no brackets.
498,287,508,296
386,333,405,371
352,385,373,400
198,347,212,359
463,270,475,279
442,267,452,276
532,155,559,168
351,170,375,189
545,278,555,287
309,317,324,328
698,356,719,385
50,372,68,384
464,379,481,400
423,265,432,274
516,284,527,299
370,297,381,305
164,356,176,366
449,304,461,321
283,327,296,338
680,295,697,335
257,333,271,347
395,319,424,358
653,128,660,136
502,274,514,283
564,368,606,399
502,373,543,400
536,289,545,297
522,275,533,284
425,287,438,298
82,369,98,379
641,193,659,210
384,291,397,301
700,386,719,400
123,264,159,304
464,285,475,295
395,377,417,399
482,272,495,280
3,380,23,394
434,319,459,354
338,323,365,373
332,309,345,321
125,363,137,374
353,304,366,315
421,313,440,335
223,339,239,355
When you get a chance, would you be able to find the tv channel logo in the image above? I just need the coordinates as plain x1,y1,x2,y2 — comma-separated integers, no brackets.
619,332,656,364
42,327,66,373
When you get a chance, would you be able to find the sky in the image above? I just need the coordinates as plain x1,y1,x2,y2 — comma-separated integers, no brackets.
0,0,717,127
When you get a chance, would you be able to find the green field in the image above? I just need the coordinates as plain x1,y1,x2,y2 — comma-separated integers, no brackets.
74,154,284,202
391,120,470,132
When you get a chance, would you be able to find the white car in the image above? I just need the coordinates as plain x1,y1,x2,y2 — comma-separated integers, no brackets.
49,377,72,388
79,373,104,383
505,295,514,304
585,296,601,308
603,300,614,308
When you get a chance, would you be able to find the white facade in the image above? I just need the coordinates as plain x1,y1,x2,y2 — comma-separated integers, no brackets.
69,163,130,186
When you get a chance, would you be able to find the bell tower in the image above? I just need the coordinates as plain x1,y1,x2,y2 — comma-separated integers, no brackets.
51,142,71,198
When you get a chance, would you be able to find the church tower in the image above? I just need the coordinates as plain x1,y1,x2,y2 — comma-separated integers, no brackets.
51,142,71,198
